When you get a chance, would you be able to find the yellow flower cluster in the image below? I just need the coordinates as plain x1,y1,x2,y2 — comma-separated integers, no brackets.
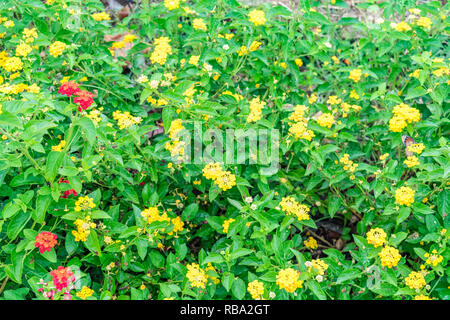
22,27,38,43
215,171,236,191
389,103,421,132
274,61,287,69
276,268,303,293
393,21,412,32
404,156,419,168
309,259,329,275
432,67,450,77
2,56,23,72
222,218,235,233
407,143,425,154
3,20,14,28
295,58,303,67
326,95,342,105
304,236,318,250
16,41,32,57
72,216,96,242
189,55,200,66
414,295,432,300
339,102,361,118
49,41,66,58
165,119,186,160
425,250,443,267
92,12,110,21
366,228,387,248
112,110,142,130
76,286,94,299
169,216,184,235
193,18,207,31
202,163,236,191
150,36,172,65
339,154,358,179
349,90,359,100
222,90,243,101
247,280,264,299
316,113,335,128
86,109,102,126
288,105,314,141
405,271,426,289
186,263,208,288
247,97,266,122
378,246,401,268
409,69,421,79
238,41,262,56
183,85,196,104
249,40,262,52
0,82,40,94
75,196,96,212
349,68,362,82
51,140,66,152
123,34,137,43
201,163,222,180
279,196,310,221
164,0,180,10
205,263,220,285
289,121,315,141
308,92,317,104
395,186,415,206
141,206,170,224
248,9,266,26
416,17,432,29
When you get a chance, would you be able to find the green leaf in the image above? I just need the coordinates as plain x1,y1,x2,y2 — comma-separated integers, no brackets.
336,268,361,284
45,151,65,182
412,203,434,215
396,207,411,225
230,248,253,260
41,248,57,263
436,189,449,217
91,210,111,219
203,253,225,264
328,195,341,218
0,111,22,128
136,239,148,260
68,176,82,193
222,272,234,292
182,203,199,220
405,86,426,100
34,195,52,224
2,288,29,300
65,232,78,255
7,211,31,240
231,278,246,299
389,232,408,247
1,202,21,219
149,250,165,268
85,231,102,256
307,281,327,300
75,117,96,146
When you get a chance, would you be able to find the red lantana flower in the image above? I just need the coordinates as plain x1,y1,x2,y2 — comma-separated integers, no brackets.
50,266,75,291
35,231,58,254
58,178,78,198
73,90,94,111
58,81,80,97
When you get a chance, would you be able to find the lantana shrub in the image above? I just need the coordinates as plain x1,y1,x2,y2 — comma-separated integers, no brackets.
0,0,449,301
